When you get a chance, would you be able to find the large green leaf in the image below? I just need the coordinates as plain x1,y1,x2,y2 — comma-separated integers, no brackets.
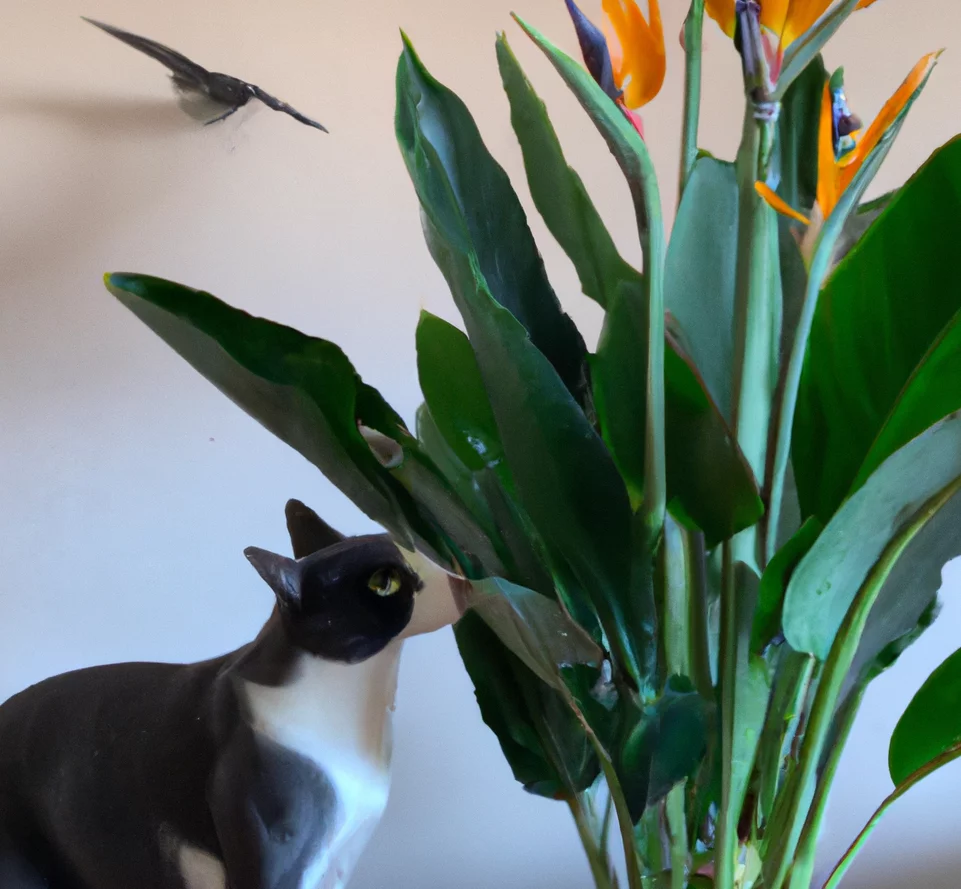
514,14,666,538
394,35,588,404
415,311,505,474
890,645,961,785
496,33,639,310
619,678,711,822
794,137,961,522
591,276,649,510
775,54,826,218
774,56,825,369
104,273,448,559
466,576,601,689
593,279,762,545
842,488,958,690
663,339,764,547
455,611,597,798
783,412,961,659
752,517,822,654
397,41,654,691
414,403,493,534
664,156,738,423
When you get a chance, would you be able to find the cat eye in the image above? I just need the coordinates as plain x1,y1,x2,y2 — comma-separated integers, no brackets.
367,567,404,597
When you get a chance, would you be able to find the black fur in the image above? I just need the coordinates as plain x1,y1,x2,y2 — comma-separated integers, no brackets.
0,505,416,888
83,17,328,132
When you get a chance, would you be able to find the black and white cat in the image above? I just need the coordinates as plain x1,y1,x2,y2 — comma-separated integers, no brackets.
0,500,462,889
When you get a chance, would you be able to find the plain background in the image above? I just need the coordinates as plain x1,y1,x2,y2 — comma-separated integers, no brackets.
2,1,961,886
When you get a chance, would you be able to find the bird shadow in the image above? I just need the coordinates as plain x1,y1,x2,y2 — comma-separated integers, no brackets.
0,90,201,135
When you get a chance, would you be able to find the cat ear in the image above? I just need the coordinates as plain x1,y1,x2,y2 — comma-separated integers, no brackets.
284,499,344,559
244,546,301,608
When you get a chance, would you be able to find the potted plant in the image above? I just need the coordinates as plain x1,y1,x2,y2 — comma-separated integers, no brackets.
98,1,961,886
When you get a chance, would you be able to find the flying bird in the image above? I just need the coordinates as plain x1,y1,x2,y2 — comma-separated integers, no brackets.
82,17,328,132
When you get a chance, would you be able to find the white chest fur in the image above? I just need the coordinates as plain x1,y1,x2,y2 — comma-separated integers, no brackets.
242,640,403,888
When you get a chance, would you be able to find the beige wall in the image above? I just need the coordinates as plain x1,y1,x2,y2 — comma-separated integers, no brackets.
2,1,961,886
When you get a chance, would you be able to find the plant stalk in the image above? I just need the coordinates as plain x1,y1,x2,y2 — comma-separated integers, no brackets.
679,0,706,198
788,685,866,889
715,542,739,889
666,785,689,889
570,794,618,889
717,94,782,889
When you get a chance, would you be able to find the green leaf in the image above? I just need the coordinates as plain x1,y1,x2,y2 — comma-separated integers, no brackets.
513,14,666,539
385,438,503,577
495,32,641,310
591,277,649,510
455,611,597,798
394,35,589,404
664,339,764,547
794,136,961,522
466,576,602,689
474,469,559,603
774,56,825,370
104,273,447,558
783,412,961,659
721,564,772,845
752,517,822,654
664,157,739,422
415,312,505,474
890,646,961,785
775,54,827,218
397,45,654,691
842,483,957,694
619,678,711,822
415,403,493,532
834,190,895,265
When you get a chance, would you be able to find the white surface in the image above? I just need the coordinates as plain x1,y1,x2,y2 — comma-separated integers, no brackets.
2,1,961,887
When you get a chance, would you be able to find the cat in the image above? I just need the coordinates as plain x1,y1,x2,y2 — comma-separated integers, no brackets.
0,500,462,889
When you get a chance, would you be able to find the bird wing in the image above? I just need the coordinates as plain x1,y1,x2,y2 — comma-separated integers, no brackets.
82,17,210,89
250,86,328,132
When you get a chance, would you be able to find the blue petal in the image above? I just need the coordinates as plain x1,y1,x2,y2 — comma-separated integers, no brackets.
564,0,620,101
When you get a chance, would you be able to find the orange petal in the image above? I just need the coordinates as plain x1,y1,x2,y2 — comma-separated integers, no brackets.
759,0,791,42
816,82,841,219
704,0,736,38
839,51,942,193
780,0,833,48
781,0,880,52
602,0,666,109
756,181,811,225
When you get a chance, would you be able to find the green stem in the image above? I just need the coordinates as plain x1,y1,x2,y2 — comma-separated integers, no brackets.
716,97,781,889
666,786,689,889
570,794,617,889
679,0,705,198
755,651,816,830
565,692,645,889
762,478,961,889
715,543,739,889
788,685,866,889
686,531,714,700
822,740,961,889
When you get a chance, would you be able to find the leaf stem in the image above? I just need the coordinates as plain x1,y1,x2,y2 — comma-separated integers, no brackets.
679,0,705,198
822,741,961,889
570,793,618,889
715,542,739,889
788,685,866,889
666,785,689,889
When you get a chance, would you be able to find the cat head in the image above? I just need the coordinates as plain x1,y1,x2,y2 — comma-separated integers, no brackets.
245,535,422,664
